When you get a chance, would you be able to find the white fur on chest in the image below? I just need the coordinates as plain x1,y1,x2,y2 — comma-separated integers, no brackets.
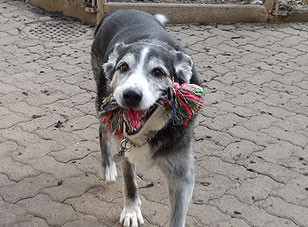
121,106,170,169
126,144,154,169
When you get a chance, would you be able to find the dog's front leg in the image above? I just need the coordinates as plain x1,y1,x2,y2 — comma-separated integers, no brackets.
99,123,117,182
158,152,195,227
120,157,144,227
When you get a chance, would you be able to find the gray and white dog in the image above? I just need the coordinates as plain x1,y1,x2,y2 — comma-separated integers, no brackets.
91,10,200,227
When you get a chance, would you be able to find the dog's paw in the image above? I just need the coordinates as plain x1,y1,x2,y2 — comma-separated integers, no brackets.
102,161,117,182
120,204,144,227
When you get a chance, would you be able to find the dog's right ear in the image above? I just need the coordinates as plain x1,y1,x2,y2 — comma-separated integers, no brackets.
173,51,193,83
102,42,126,79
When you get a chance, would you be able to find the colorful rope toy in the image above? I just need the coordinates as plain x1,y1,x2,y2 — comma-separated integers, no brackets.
99,82,204,138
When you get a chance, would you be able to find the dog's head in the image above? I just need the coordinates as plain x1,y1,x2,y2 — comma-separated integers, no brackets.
103,42,193,110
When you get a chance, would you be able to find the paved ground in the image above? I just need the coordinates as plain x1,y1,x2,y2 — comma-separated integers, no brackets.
1,0,308,227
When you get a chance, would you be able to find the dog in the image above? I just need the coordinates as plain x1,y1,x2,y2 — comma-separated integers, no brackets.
91,10,200,227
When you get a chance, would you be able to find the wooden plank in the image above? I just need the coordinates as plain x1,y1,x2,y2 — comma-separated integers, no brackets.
102,2,268,24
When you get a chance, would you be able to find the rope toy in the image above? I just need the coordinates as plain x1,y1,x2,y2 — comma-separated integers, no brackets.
99,82,204,138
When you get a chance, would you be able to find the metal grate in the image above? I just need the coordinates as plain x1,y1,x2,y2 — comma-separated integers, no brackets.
22,19,92,42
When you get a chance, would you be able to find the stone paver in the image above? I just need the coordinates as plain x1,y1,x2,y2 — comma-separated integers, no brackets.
1,0,308,226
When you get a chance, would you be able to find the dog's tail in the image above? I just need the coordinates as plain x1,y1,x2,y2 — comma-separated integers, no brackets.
154,14,168,26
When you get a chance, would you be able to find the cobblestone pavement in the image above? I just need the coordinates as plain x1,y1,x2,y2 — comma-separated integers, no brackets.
1,1,308,227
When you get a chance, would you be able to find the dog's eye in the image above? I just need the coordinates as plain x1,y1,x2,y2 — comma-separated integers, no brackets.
117,63,129,73
152,68,165,77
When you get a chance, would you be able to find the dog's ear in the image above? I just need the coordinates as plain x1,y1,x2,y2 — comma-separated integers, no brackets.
102,42,126,79
173,51,193,83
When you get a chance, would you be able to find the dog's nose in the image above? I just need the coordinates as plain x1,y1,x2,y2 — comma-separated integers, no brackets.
123,89,143,108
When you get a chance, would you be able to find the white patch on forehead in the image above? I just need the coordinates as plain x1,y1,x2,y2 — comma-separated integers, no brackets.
136,47,149,74
141,47,149,63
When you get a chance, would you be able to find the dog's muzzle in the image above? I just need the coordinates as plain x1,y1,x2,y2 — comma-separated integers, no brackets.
123,88,143,108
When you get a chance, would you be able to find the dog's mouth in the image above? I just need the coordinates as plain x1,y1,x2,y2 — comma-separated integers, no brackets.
125,104,158,135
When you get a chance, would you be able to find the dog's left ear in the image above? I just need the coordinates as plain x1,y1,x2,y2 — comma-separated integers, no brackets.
173,51,193,83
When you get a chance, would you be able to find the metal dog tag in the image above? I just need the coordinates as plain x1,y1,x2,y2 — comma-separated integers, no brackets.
113,137,131,163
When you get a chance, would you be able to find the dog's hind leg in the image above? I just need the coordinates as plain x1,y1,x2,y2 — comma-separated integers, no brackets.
120,158,144,227
157,151,195,227
99,122,117,182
